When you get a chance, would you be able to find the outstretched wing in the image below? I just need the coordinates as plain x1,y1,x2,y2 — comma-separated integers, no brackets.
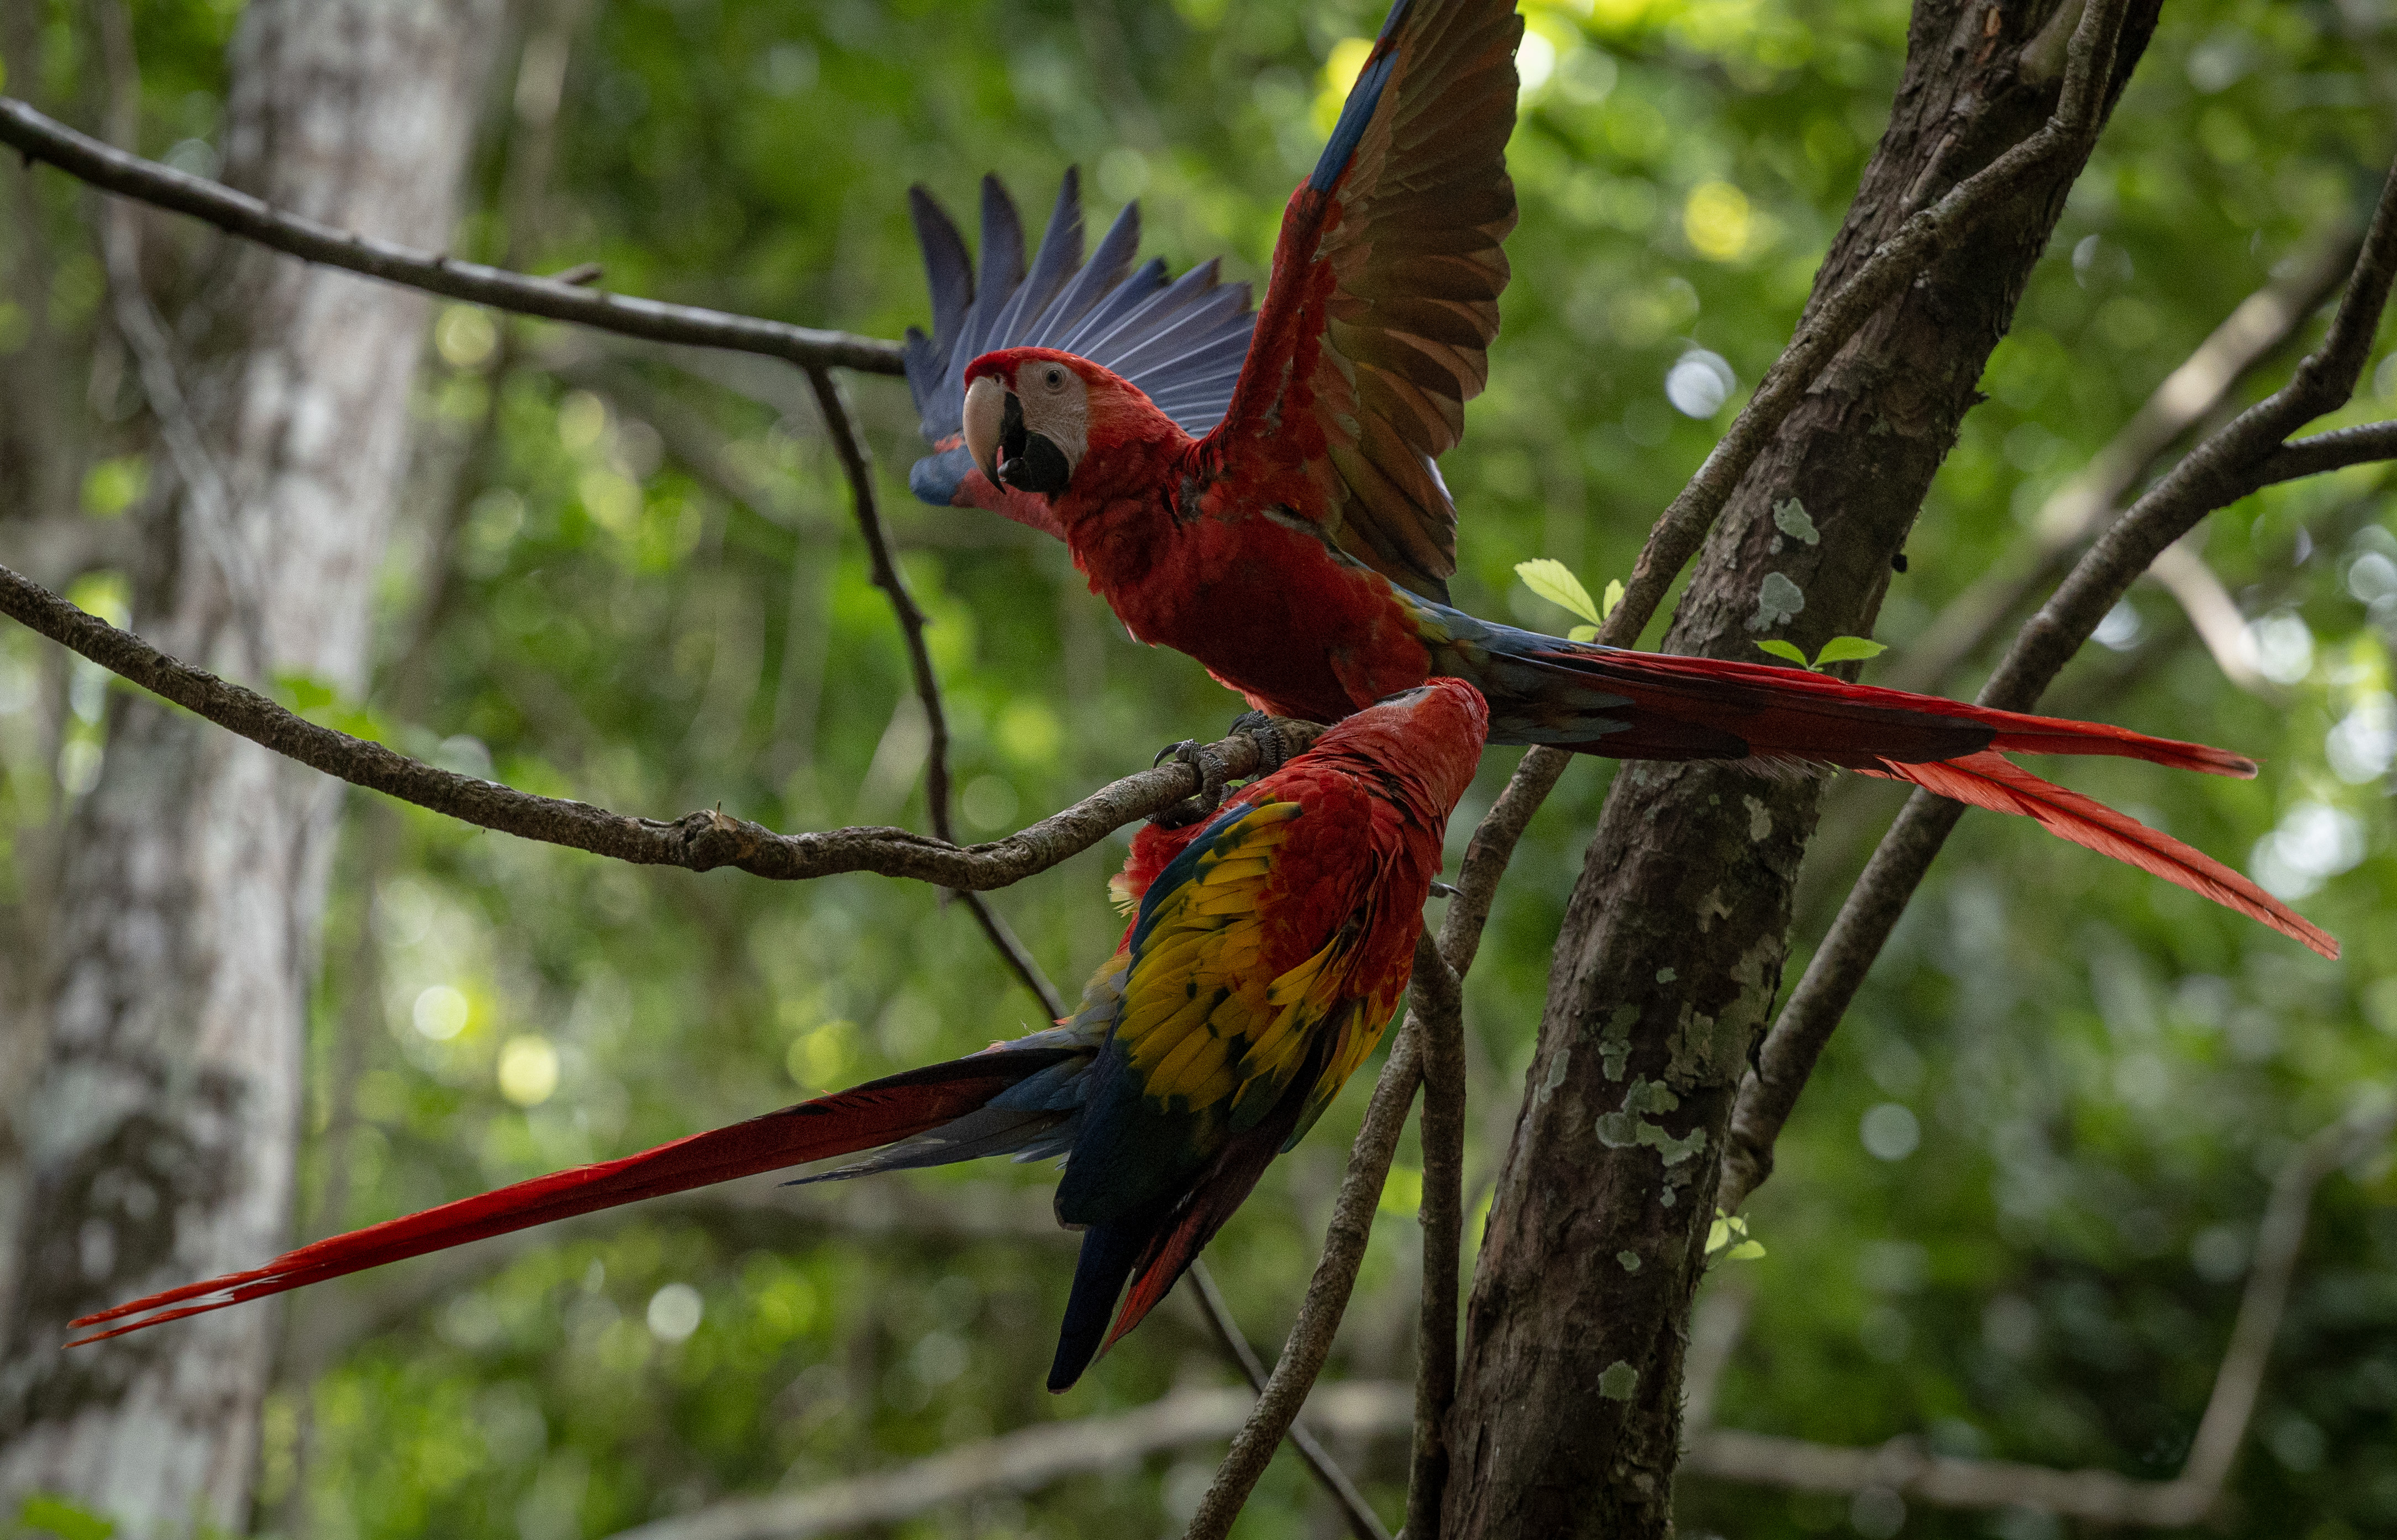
905,171,1258,510
1197,0,1521,603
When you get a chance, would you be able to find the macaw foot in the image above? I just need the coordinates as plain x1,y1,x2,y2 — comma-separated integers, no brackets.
1226,709,1295,776
1148,713,1297,829
1149,738,1231,829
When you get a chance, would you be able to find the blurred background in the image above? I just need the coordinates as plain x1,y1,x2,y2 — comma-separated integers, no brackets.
1,0,2393,1534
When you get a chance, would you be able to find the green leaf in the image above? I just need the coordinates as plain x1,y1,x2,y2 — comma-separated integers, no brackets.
1567,623,1599,643
1813,635,1889,666
1727,1239,1767,1260
1515,558,1602,626
1601,578,1625,619
1754,639,1809,666
20,1494,117,1540
1706,1217,1731,1251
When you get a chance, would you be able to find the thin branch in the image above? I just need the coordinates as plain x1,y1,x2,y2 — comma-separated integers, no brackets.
1885,230,2363,696
1691,1105,2397,1526
0,558,1319,890
1403,930,1465,1540
2147,533,2265,693
1184,1021,1426,1540
601,1383,1412,1540
1720,153,2397,1215
1607,0,2132,646
0,96,903,377
1187,1260,1394,1540
803,367,1065,1018
91,6,268,676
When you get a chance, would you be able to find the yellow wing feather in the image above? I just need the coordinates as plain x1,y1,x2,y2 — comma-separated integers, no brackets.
1113,797,1398,1139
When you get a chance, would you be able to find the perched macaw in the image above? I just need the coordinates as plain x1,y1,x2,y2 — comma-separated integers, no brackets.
68,681,1491,1391
902,0,2336,959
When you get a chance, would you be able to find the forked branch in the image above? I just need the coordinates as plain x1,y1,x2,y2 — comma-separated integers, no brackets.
1720,151,2397,1214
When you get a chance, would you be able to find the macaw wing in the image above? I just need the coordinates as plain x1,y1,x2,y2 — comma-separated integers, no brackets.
1200,0,1521,603
905,170,1258,507
1054,786,1387,1227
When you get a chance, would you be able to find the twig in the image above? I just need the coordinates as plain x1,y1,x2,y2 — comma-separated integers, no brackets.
1402,930,1465,1540
91,5,268,676
1184,1021,1424,1540
1607,0,2132,647
0,97,903,378
600,1382,1413,1540
1719,153,2397,1214
2147,533,2265,692
0,558,1318,890
802,366,1065,1018
1187,1260,1394,1540
1690,1103,2397,1525
1885,232,2363,695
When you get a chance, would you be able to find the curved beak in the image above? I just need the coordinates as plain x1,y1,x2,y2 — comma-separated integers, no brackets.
962,375,1006,487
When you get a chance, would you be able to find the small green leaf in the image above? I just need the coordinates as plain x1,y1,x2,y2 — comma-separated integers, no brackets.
1601,578,1625,619
1727,1239,1767,1260
1566,623,1599,643
1754,639,1809,666
1813,635,1889,666
1515,558,1602,626
1706,1217,1731,1251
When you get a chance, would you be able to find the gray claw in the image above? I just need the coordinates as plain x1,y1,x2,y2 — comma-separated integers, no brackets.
1150,739,1231,829
1227,709,1292,775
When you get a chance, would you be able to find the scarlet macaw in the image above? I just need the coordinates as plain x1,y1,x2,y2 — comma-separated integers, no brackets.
68,681,1490,1391
906,0,2336,959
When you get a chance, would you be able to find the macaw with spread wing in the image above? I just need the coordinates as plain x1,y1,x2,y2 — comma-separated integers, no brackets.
68,682,1490,1391
902,0,2335,959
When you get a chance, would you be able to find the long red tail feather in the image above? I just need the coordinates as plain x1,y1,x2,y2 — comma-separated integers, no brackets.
66,1051,1078,1347
1858,750,2337,959
1545,649,2258,776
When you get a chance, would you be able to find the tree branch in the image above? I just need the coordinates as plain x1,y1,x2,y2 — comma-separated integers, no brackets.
1718,152,2397,1215
1607,0,2133,647
1187,1260,1394,1540
0,557,1318,890
1403,930,1465,1540
803,366,1065,1018
601,1382,1412,1540
1884,230,2364,696
0,96,904,377
1180,14,2154,1531
1691,1103,2396,1526
1184,1020,1425,1540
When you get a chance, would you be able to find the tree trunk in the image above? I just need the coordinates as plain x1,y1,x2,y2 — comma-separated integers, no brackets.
0,1,500,1528
1441,2,2160,1534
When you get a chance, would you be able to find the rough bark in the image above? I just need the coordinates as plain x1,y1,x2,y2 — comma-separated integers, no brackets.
0,1,500,1528
1441,2,2161,1534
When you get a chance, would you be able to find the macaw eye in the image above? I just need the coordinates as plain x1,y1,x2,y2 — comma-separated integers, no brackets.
1041,366,1066,390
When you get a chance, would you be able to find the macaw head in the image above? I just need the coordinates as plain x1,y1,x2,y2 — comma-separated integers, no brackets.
961,347,1182,505
1315,679,1491,814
